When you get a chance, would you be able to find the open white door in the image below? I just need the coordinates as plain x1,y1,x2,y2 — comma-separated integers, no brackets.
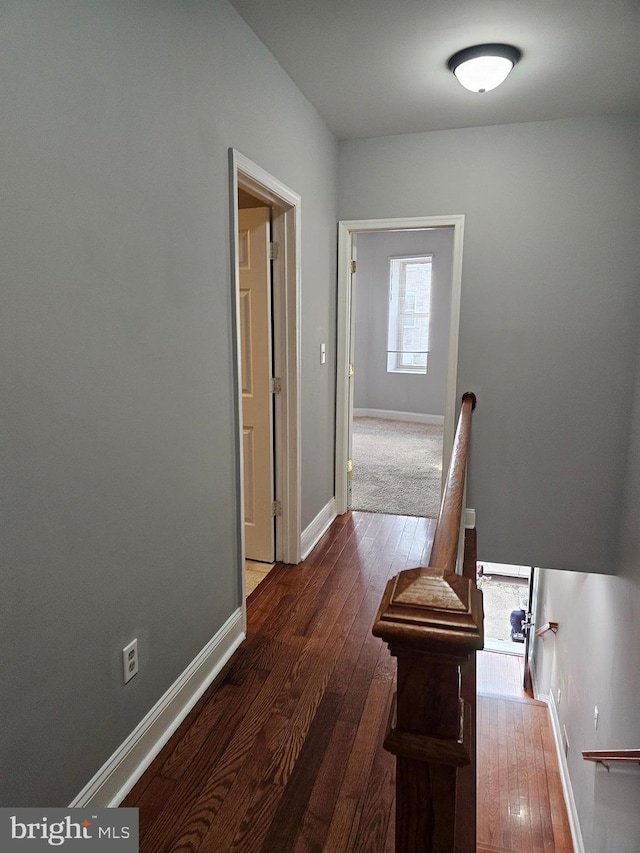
239,207,274,562
231,149,302,570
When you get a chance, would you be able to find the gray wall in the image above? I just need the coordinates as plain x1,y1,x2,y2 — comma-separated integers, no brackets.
532,332,640,853
1,0,337,806
339,116,640,573
353,229,453,417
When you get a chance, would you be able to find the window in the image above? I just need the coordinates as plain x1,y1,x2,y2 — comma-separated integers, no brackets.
386,255,432,373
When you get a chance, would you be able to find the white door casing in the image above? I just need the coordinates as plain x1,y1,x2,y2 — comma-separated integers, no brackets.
230,149,302,618
239,207,274,563
347,237,358,508
335,216,465,516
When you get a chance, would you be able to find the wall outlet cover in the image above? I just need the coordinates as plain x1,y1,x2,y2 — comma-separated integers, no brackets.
122,639,139,684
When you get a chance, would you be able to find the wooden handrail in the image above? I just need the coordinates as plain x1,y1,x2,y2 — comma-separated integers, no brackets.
583,749,640,766
372,393,482,853
430,391,476,574
535,621,559,637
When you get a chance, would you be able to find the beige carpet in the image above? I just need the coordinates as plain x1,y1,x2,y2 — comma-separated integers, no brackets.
350,417,443,518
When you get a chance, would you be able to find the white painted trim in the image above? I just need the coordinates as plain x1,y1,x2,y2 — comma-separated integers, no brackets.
547,691,586,853
230,151,302,580
530,653,544,702
300,498,337,561
353,408,444,425
336,216,465,515
69,608,245,808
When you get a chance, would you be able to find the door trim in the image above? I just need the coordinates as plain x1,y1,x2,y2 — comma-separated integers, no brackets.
230,150,302,593
335,215,465,515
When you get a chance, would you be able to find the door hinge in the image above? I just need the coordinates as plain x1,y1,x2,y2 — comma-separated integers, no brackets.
347,459,353,479
272,499,282,516
269,241,279,260
350,260,357,274
270,377,282,393
348,363,355,377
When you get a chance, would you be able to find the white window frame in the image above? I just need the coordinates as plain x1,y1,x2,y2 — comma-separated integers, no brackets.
386,254,433,374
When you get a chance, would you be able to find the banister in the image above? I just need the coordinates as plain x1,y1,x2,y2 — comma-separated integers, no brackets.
535,621,558,637
372,393,482,853
582,749,640,769
430,391,476,575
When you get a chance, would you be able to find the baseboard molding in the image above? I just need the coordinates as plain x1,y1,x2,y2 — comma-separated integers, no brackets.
301,497,336,560
69,608,245,808
353,408,444,425
547,691,585,853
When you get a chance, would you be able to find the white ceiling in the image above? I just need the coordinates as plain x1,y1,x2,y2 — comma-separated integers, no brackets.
229,0,640,139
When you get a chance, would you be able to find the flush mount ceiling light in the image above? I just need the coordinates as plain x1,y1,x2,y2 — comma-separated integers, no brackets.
448,43,522,93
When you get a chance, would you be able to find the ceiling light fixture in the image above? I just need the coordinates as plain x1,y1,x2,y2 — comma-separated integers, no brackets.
448,43,522,93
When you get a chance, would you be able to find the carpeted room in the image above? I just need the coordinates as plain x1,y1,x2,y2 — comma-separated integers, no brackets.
349,227,454,518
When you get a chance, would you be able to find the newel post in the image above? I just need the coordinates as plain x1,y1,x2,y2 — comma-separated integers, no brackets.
372,561,483,852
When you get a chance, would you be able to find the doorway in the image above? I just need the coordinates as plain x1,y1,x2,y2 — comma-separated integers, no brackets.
348,229,454,517
230,151,302,615
478,562,537,694
479,562,531,655
335,216,465,516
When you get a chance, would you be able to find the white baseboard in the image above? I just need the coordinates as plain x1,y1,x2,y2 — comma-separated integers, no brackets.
300,497,336,560
547,691,585,853
69,608,245,808
353,408,444,425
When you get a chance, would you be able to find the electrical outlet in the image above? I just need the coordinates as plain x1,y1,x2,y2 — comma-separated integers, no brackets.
594,705,599,730
122,639,138,684
556,686,561,706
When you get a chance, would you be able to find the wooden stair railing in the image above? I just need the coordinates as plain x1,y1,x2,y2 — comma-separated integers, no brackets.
535,621,559,637
373,392,483,853
582,749,640,770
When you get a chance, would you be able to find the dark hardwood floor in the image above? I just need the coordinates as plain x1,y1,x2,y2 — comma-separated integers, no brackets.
123,511,572,853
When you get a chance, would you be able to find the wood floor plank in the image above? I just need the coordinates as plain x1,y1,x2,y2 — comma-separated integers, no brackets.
129,774,177,839
290,717,358,853
194,712,291,853
158,664,267,784
497,695,512,851
258,691,344,853
137,643,304,851
322,646,396,853
525,702,549,852
122,512,573,853
350,679,396,853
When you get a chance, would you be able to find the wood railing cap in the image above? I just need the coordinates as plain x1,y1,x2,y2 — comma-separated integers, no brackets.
582,749,640,764
461,390,477,410
372,568,484,656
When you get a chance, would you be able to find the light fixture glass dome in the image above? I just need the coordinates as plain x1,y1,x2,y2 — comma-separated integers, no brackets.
448,44,522,93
